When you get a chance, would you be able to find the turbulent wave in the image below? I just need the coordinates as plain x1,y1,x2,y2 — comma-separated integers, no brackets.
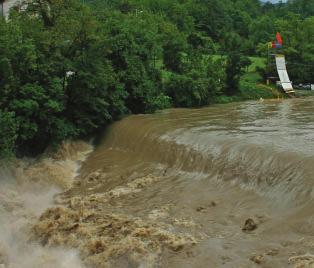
90,100,314,205
0,141,93,268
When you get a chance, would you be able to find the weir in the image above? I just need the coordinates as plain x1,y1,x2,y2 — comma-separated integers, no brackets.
3,99,314,268
55,98,314,268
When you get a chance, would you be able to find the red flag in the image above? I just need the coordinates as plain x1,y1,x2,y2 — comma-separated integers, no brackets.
276,32,283,45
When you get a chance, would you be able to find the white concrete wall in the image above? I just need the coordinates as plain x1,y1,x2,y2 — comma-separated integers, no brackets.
2,0,20,17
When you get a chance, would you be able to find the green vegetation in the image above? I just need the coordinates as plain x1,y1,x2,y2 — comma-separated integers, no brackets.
0,0,313,157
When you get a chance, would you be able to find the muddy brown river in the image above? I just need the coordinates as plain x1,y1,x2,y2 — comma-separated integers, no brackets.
2,98,314,267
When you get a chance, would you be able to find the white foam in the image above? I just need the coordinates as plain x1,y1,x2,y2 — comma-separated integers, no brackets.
0,141,93,268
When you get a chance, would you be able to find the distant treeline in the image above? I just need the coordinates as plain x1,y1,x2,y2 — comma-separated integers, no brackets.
0,0,313,157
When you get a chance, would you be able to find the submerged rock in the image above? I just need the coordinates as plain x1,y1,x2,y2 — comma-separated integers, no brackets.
242,218,258,232
196,201,217,212
250,254,264,264
196,206,206,212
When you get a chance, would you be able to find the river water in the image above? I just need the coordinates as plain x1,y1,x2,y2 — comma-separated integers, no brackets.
2,98,314,267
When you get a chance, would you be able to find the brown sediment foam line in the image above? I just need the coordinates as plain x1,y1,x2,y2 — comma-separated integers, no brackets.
33,174,198,268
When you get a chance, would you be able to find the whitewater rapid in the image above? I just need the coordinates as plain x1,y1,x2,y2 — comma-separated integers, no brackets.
0,141,92,268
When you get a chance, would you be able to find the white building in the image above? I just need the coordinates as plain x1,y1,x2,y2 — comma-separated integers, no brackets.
0,0,20,17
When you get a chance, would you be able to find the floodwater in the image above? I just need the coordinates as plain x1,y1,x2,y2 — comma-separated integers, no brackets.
3,98,314,267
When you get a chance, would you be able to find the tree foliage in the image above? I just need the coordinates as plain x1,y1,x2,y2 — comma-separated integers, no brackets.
0,0,313,157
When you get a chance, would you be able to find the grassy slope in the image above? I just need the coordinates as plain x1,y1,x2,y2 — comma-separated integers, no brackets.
248,56,265,72
214,56,284,104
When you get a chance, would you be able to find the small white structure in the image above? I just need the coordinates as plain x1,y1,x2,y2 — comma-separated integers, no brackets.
66,71,75,78
275,55,295,94
1,0,20,18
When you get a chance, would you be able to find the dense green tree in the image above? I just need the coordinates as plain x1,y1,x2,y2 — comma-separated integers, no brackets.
0,111,18,158
223,33,252,95
288,0,314,18
165,54,224,107
1,0,314,158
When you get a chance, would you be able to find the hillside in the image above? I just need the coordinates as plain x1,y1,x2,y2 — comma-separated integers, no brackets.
0,0,313,157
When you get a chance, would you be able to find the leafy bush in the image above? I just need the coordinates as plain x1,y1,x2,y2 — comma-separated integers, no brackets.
165,72,212,107
0,111,18,158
